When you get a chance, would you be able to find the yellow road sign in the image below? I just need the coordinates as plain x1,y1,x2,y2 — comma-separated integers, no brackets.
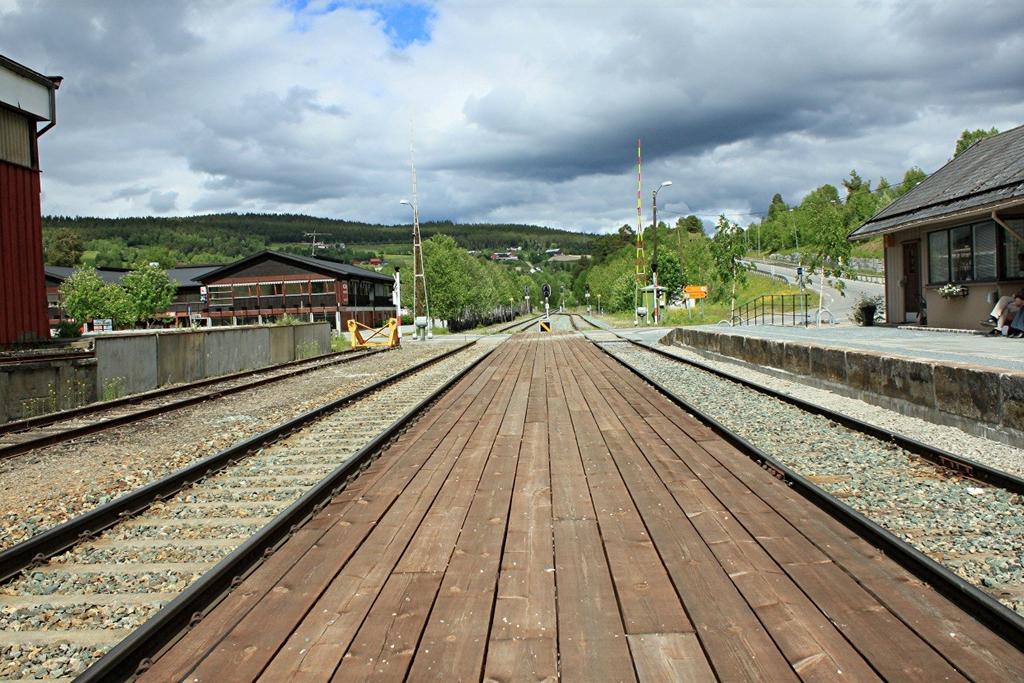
540,320,552,333
684,285,708,299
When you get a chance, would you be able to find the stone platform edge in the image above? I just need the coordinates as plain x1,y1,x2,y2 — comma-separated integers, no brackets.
661,327,1024,446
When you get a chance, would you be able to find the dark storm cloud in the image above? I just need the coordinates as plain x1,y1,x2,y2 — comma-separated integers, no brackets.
2,0,1023,231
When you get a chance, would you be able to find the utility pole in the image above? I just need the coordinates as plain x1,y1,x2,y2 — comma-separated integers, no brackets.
401,129,430,341
651,181,672,325
393,265,402,341
303,229,323,256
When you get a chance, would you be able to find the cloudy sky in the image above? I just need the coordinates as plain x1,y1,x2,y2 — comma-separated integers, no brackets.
3,0,1023,233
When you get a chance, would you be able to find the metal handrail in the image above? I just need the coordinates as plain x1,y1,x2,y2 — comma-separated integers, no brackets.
732,293,810,326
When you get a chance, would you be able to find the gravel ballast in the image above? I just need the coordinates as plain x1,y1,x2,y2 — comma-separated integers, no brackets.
0,340,497,680
0,342,465,552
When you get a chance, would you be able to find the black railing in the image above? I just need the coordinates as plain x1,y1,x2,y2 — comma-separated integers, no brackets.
730,293,811,326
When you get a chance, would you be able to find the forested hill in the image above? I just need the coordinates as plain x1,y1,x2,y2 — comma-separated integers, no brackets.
42,213,597,268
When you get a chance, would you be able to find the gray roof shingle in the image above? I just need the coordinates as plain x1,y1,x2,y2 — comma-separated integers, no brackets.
198,251,393,284
850,124,1024,239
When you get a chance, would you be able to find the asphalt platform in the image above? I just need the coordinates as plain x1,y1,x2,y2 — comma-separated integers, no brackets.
618,323,1024,374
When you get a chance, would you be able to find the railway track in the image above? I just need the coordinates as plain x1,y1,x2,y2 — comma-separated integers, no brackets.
0,340,496,680
579,319,1024,641
487,313,544,334
0,349,383,460
566,312,599,331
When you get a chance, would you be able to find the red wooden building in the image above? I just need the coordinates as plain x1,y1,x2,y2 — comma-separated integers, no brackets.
0,55,60,344
198,251,395,330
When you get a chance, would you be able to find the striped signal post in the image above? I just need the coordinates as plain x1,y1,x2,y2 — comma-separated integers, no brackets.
635,138,648,326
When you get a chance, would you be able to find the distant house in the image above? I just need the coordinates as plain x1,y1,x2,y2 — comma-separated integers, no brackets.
850,125,1024,329
548,254,582,264
199,250,394,329
544,248,562,256
490,252,519,262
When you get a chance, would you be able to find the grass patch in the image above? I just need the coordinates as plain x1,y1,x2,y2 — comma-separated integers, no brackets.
598,273,820,328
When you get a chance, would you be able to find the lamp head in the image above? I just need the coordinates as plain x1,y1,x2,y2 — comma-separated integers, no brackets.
661,181,673,188
399,199,411,206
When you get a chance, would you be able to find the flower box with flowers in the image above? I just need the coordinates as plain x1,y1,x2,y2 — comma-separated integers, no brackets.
937,283,968,299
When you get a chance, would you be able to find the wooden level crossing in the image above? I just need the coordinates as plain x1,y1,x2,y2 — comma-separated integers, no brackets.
141,335,1024,682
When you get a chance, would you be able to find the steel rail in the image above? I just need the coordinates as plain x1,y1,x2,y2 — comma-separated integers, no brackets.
590,335,1024,652
492,313,544,334
566,313,597,332
0,349,384,459
72,339,494,682
0,348,375,437
0,341,476,585
581,319,1024,495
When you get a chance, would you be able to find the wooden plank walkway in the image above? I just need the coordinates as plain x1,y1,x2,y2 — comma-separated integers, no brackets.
141,335,1024,682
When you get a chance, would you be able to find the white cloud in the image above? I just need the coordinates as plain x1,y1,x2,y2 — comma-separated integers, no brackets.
3,0,1023,232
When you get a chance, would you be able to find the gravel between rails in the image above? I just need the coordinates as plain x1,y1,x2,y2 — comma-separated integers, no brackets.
603,341,1024,618
0,341,497,680
0,342,467,553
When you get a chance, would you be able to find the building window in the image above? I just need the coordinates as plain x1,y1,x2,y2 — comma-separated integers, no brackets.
974,222,997,280
950,225,972,281
928,231,949,283
928,220,1002,284
208,285,232,308
1004,220,1024,280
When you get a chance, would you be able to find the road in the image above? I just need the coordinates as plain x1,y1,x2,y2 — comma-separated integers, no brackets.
744,260,885,324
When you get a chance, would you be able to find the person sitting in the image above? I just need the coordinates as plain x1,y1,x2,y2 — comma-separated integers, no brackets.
1008,305,1024,338
982,290,1024,329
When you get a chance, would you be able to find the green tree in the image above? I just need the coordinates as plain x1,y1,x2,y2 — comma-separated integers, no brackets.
58,267,132,328
655,250,683,301
954,127,999,157
680,232,712,287
45,228,84,266
422,234,472,323
897,167,927,196
800,190,851,324
709,216,749,319
120,264,178,327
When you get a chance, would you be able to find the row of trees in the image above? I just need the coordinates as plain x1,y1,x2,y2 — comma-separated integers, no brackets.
414,235,576,326
42,213,595,269
577,215,751,315
59,265,177,331
750,127,1001,259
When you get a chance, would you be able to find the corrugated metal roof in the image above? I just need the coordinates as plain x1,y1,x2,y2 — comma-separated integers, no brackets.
850,124,1024,239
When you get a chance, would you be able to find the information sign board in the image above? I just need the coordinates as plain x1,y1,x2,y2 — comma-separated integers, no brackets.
684,285,708,299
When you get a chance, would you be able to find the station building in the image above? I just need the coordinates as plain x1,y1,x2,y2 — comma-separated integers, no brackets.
197,251,395,330
0,55,60,344
850,125,1024,329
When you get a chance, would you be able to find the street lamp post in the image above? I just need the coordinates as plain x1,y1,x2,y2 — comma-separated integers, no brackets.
597,293,602,315
651,181,672,325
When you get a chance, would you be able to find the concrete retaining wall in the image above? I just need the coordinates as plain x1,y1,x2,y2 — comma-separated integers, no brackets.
663,327,1024,445
94,322,330,399
0,358,97,423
